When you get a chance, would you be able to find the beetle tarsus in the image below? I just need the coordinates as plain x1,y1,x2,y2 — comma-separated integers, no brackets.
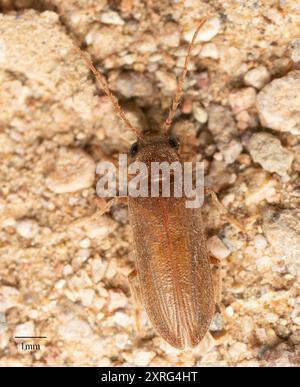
211,264,222,307
205,187,246,233
94,196,128,216
128,269,143,333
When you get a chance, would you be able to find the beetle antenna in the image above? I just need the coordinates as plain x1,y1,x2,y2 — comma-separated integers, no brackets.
73,44,141,138
162,17,209,134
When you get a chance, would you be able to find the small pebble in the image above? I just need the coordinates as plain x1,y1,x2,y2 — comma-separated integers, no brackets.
220,46,243,75
195,333,216,359
255,234,268,250
93,296,105,311
0,39,5,63
184,17,221,43
95,96,145,151
172,120,197,142
58,317,92,341
114,72,154,98
248,132,294,177
156,70,177,93
100,11,125,25
78,288,95,307
87,26,125,60
226,306,234,317
28,309,38,319
79,238,91,249
55,279,66,289
293,317,300,326
229,87,257,114
201,43,219,59
0,312,6,334
257,70,300,135
0,133,15,153
123,53,136,65
256,256,272,270
213,152,223,162
210,313,224,332
208,104,238,143
77,249,90,261
238,153,252,166
16,219,39,239
70,213,117,240
0,286,21,312
236,110,251,130
2,217,16,228
263,206,300,278
160,22,180,47
193,103,208,123
132,350,156,367
291,39,300,62
207,235,231,260
113,311,132,327
108,290,128,312
244,66,271,89
134,34,157,54
14,321,35,338
265,313,279,324
228,342,248,361
218,139,243,165
245,169,277,206
181,99,193,114
115,334,130,350
46,148,95,194
91,258,107,283
112,205,128,224
63,265,73,276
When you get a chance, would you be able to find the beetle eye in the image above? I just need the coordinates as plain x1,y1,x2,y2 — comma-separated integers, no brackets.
130,142,139,157
168,137,179,149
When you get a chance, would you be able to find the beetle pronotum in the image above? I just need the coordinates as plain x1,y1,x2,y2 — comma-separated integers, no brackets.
74,17,241,349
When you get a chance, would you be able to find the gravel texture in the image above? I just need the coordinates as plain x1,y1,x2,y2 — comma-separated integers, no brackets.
0,0,300,367
248,132,294,178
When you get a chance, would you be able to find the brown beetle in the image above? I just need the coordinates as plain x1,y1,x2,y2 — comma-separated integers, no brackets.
75,18,238,349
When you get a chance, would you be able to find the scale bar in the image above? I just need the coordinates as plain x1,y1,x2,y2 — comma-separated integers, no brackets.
14,336,47,339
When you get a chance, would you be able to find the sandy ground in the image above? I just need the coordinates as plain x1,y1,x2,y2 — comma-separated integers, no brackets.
0,0,300,366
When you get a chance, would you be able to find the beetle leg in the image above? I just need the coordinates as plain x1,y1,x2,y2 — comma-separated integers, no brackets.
209,254,223,308
209,251,227,307
128,269,142,303
213,266,222,307
128,269,143,333
93,196,128,216
204,187,246,232
180,151,197,163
